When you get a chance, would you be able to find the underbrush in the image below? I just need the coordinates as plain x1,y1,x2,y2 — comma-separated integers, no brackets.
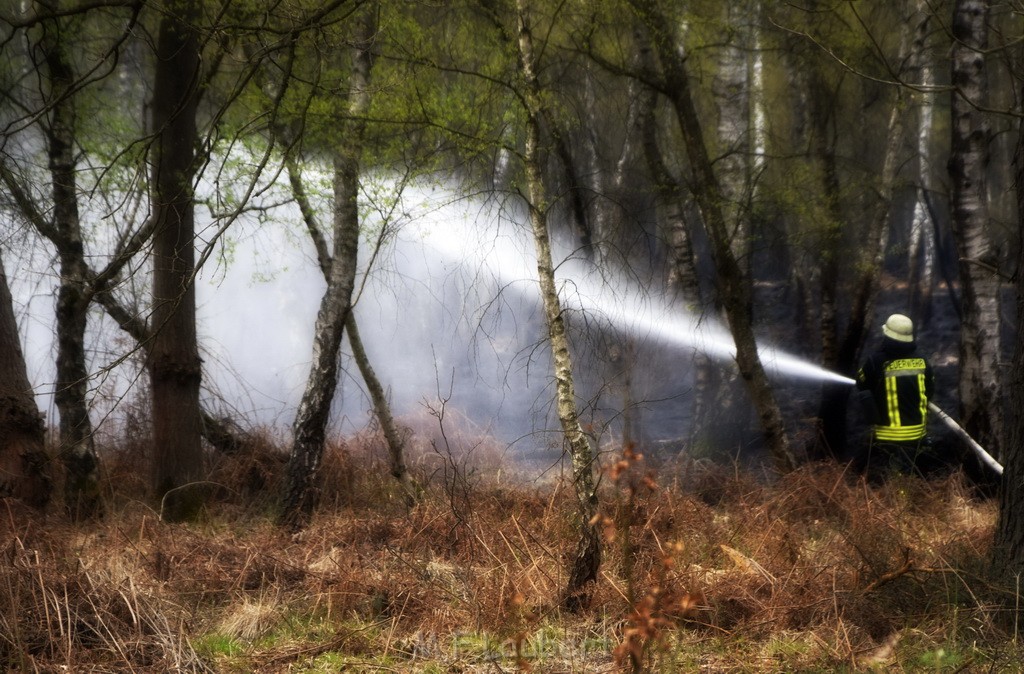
1,431,1020,672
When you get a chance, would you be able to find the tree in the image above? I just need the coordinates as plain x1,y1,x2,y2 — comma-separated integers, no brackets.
504,0,602,610
992,97,1024,580
25,0,104,518
148,0,206,521
627,0,797,471
0,252,51,508
1,0,265,516
281,3,378,529
948,0,1003,461
802,1,914,459
284,153,418,507
0,1,159,518
907,0,940,324
619,22,712,443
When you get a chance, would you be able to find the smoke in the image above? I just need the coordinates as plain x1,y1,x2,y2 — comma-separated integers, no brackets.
8,174,842,452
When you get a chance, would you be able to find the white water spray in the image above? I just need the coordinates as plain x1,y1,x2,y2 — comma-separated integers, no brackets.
403,192,852,387
557,263,855,385
403,189,1003,473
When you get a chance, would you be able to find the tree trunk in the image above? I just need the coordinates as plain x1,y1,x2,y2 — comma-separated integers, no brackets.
0,254,51,508
149,0,205,522
817,96,905,459
36,3,102,518
818,79,908,459
585,35,646,449
92,282,246,455
713,1,753,279
709,0,762,441
634,28,714,444
807,3,912,460
283,152,418,508
634,22,702,306
992,75,1024,579
345,315,418,506
629,0,796,471
908,0,938,325
515,0,601,611
280,5,376,530
807,67,844,376
949,0,1003,460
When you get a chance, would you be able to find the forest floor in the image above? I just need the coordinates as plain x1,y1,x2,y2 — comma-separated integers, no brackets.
3,430,1023,673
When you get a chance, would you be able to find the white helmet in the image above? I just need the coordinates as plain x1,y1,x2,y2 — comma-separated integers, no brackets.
882,314,914,343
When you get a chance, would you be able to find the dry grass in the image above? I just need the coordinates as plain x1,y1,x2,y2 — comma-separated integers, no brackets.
1,431,1020,673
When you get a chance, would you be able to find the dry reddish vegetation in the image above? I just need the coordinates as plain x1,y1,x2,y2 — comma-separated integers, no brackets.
1,431,1020,672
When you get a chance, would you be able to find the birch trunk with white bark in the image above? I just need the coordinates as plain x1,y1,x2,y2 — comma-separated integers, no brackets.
908,0,938,324
949,0,1003,459
515,0,601,610
283,153,418,509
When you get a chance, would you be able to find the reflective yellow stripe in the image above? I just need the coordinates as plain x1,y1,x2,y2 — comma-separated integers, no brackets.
886,375,900,426
918,373,927,422
874,423,927,441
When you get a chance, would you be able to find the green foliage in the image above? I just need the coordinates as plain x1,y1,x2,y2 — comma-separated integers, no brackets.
194,633,244,659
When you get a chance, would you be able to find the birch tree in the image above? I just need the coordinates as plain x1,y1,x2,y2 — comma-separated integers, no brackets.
948,0,1003,460
281,3,378,529
907,0,939,324
465,0,605,608
283,154,418,507
812,3,913,459
515,0,601,609
627,0,796,471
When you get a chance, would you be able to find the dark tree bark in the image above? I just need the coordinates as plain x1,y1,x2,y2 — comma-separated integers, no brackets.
0,254,51,508
149,0,205,522
948,0,1003,460
34,1,102,519
280,5,377,530
284,152,418,508
89,269,245,456
345,315,417,505
815,79,907,460
991,30,1024,582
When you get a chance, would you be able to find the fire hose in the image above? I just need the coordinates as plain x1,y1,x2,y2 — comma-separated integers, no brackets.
927,402,1003,476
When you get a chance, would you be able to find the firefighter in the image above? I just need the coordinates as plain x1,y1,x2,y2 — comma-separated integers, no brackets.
855,313,935,480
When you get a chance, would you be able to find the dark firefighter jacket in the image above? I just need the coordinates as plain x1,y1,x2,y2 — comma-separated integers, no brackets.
856,338,935,442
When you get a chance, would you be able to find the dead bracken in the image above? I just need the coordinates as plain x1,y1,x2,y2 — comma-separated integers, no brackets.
1,433,1019,673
